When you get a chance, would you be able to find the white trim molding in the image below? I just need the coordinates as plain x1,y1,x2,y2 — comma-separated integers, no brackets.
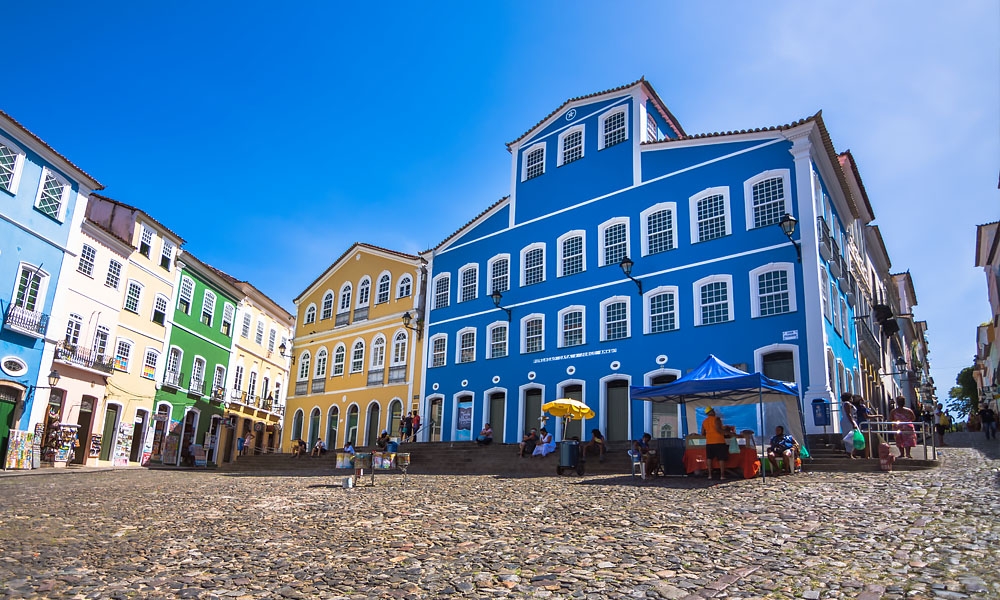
639,201,678,256
743,168,791,231
692,274,734,327
688,186,732,244
748,262,798,318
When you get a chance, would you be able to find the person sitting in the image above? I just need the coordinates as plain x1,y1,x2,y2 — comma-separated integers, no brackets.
476,423,493,445
311,438,327,457
519,428,538,457
291,438,307,458
343,440,356,455
766,425,797,475
581,428,606,462
375,430,390,450
532,428,556,457
632,432,660,479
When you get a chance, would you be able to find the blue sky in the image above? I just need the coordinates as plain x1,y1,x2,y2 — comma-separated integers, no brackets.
4,2,997,396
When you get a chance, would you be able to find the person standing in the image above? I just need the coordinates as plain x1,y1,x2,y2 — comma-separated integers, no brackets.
935,403,948,446
701,407,728,480
888,397,917,458
401,413,413,443
978,404,997,441
243,430,255,456
410,412,421,442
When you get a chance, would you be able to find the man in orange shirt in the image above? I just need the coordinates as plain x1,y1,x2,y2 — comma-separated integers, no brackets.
701,406,729,480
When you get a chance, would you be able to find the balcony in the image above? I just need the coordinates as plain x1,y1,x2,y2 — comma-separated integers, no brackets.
310,378,326,394
828,238,843,279
816,217,833,261
335,312,350,327
246,394,259,408
367,368,384,387
3,303,49,339
857,319,881,364
295,381,308,396
387,365,407,384
188,378,206,397
354,307,369,322
210,388,226,402
844,271,858,307
230,388,243,401
55,343,114,374
163,370,184,389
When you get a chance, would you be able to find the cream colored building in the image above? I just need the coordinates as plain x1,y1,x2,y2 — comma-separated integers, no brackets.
285,243,426,451
83,195,183,465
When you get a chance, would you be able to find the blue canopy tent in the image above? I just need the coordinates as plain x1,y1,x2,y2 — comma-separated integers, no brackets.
630,355,804,480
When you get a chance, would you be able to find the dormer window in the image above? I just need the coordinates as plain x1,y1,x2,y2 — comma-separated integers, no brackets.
599,107,628,150
522,143,545,181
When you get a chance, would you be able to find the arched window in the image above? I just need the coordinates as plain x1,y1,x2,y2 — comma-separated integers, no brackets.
371,335,386,369
598,218,629,267
397,275,412,298
332,344,346,376
338,284,352,314
305,304,316,324
315,348,328,378
489,255,510,293
292,409,304,440
391,332,408,366
350,341,365,373
297,352,311,380
321,292,334,320
376,273,391,304
433,274,450,309
357,277,371,307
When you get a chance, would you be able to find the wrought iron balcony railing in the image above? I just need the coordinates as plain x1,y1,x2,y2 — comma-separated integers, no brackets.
188,377,207,397
163,370,184,389
55,343,114,374
3,303,49,338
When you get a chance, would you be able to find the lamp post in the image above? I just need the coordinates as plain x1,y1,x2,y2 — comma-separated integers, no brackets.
490,290,512,322
401,312,424,339
619,257,642,295
277,342,295,364
778,214,802,262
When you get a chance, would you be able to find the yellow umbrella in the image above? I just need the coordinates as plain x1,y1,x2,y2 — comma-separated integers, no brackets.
542,398,595,439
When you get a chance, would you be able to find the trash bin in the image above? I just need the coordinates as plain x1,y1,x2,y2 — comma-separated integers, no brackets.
657,437,686,477
556,440,584,476
387,441,399,453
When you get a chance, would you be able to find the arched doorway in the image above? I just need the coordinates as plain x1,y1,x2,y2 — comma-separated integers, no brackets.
179,409,199,466
523,388,542,437
488,391,505,444
308,408,321,450
0,384,26,463
388,399,402,437
151,403,171,462
366,403,381,446
130,409,149,463
650,373,679,438
74,395,97,465
346,405,359,445
291,409,304,441
327,406,340,448
429,398,443,441
605,379,629,441
561,384,583,440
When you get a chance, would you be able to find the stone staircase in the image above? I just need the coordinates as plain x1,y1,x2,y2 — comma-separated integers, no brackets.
800,433,940,472
221,435,941,477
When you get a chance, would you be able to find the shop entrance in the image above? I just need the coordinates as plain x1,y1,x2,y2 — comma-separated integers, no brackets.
489,392,505,444
429,398,442,441
179,410,198,466
99,403,121,461
129,409,148,463
151,404,170,462
73,396,96,465
605,379,629,441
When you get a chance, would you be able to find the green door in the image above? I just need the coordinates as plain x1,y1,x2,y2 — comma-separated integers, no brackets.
0,388,18,463
99,404,120,461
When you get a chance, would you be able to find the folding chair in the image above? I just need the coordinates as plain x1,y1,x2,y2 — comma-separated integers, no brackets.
628,450,646,479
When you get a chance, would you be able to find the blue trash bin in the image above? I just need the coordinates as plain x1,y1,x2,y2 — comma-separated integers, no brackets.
387,441,398,453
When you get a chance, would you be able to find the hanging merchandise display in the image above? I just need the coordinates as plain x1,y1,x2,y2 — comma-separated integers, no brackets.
113,423,134,467
4,429,34,470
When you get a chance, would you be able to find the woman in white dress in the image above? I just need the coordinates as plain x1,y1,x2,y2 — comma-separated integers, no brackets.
532,428,556,457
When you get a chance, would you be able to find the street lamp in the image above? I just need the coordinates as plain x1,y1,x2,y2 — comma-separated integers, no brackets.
401,311,424,339
490,290,512,322
778,214,802,262
619,257,642,295
277,342,295,364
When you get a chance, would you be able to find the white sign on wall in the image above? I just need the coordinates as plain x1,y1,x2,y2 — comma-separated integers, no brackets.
782,330,799,341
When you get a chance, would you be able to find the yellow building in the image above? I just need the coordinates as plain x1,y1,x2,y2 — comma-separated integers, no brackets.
284,243,426,451
216,273,294,461
85,195,184,465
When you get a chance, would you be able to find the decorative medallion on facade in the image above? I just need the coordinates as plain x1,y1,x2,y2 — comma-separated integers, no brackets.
566,366,576,375
492,376,500,384
1,356,27,377
610,361,621,371
565,109,577,121
656,355,668,365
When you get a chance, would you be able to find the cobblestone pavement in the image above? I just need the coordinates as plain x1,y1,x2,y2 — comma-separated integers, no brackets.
1,433,998,600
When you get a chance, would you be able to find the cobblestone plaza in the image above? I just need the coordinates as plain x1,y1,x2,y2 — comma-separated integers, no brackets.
1,434,997,599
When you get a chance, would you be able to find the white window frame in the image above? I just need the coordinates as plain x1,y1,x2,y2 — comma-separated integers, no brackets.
429,334,447,368
159,239,174,270
643,285,680,335
142,348,159,381
598,217,630,268
315,348,328,378
356,277,372,308
213,364,226,394
297,351,311,381
370,334,386,369
78,244,97,277
201,290,216,327
840,298,850,343
458,264,478,303
556,231,586,278
391,331,408,366
598,105,629,150
521,142,546,182
520,242,546,287
152,294,169,326
557,124,585,167
832,281,841,334
599,295,631,342
221,303,235,336
11,262,49,313
743,169,791,231
178,276,194,314
487,321,508,359
693,274,734,327
688,186,732,244
640,202,678,256
558,305,586,348
350,340,365,373
255,320,265,345
487,254,510,294
432,273,450,309
138,226,154,257
321,291,335,320
332,343,346,376
749,263,797,318
305,304,317,324
376,272,392,305
0,134,27,195
520,313,545,354
105,260,122,289
241,312,252,338
124,280,143,314
65,313,83,345
397,274,412,299
34,167,71,222
456,327,477,364
821,269,831,321
268,328,276,352
338,284,352,315
113,337,133,372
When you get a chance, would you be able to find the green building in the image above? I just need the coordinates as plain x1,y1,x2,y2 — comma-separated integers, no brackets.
150,253,240,466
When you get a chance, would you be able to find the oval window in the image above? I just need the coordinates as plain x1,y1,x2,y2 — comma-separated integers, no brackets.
1,356,27,377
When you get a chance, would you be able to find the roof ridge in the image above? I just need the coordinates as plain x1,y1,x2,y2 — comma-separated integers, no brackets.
0,108,103,189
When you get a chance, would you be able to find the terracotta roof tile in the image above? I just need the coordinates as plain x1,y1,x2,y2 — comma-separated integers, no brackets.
0,109,103,190
89,193,186,244
838,150,874,220
506,77,685,150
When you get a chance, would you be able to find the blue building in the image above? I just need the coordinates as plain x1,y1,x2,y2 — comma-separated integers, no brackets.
0,110,103,460
416,79,867,444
